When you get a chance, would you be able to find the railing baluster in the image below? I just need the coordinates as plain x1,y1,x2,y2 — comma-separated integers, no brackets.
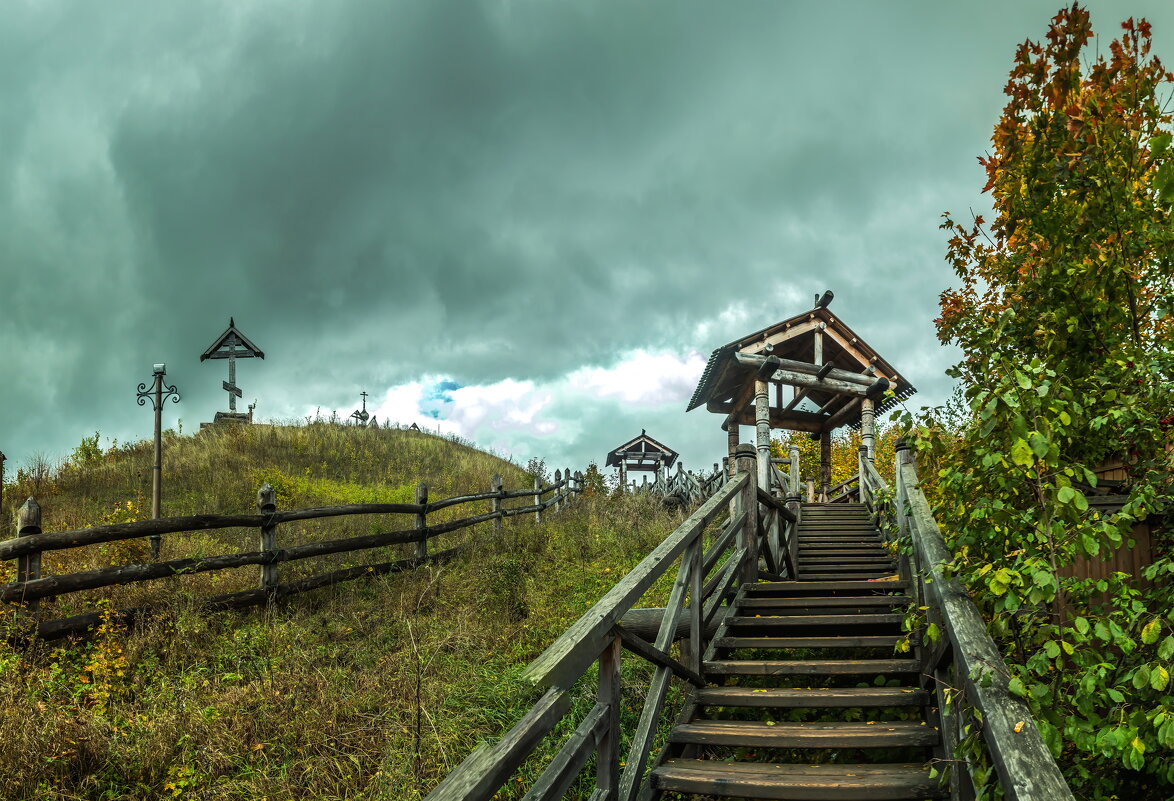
688,537,702,675
596,635,622,801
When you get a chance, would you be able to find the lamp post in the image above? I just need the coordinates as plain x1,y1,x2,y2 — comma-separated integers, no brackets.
137,363,180,559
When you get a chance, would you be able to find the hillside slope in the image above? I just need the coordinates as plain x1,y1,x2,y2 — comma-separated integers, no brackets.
0,423,684,800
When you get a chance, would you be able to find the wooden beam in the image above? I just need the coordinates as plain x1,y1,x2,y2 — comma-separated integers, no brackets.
733,353,881,389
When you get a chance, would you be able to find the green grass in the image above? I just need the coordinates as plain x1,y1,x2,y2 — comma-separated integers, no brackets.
0,423,690,800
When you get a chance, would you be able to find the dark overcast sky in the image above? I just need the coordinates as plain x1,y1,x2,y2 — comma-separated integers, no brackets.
3,0,1173,480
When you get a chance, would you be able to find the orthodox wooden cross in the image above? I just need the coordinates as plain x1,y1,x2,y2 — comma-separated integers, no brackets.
200,318,265,414
350,392,370,426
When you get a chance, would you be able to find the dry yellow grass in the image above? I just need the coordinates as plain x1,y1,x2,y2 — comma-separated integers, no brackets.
0,423,686,800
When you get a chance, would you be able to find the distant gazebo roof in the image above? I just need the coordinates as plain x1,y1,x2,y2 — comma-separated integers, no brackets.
606,430,679,471
687,297,916,433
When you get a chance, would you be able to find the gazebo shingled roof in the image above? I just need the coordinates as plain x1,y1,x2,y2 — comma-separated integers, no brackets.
606,430,679,470
687,301,916,434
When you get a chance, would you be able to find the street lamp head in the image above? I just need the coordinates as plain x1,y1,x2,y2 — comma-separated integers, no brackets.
153,363,166,376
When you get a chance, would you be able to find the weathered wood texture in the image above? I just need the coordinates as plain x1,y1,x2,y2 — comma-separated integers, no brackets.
431,454,768,801
5,473,581,639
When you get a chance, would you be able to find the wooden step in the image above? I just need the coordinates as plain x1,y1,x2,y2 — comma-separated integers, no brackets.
739,596,909,610
694,686,929,708
798,573,897,581
654,759,947,800
799,543,887,549
715,635,905,649
797,537,883,544
704,658,919,676
803,554,892,561
728,614,903,628
668,720,938,748
747,580,908,593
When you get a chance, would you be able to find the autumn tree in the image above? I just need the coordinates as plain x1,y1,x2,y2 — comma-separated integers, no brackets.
912,6,1174,796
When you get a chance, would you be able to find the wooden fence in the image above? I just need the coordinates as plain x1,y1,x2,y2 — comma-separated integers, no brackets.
636,462,726,507
3,469,584,641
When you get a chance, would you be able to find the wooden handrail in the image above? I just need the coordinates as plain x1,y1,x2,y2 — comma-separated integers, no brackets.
522,472,747,689
895,451,1074,801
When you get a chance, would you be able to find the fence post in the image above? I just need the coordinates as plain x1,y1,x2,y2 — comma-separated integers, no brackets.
415,482,428,562
575,470,583,498
858,445,870,507
492,474,503,530
257,483,278,597
533,476,542,524
735,444,759,585
596,633,622,800
16,498,42,614
553,469,562,512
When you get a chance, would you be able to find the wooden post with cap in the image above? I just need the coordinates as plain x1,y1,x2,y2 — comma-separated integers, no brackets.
15,498,41,614
257,483,278,595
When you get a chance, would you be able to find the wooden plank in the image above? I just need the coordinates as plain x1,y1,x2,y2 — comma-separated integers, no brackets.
703,658,920,676
715,635,903,649
613,624,703,687
521,703,608,801
654,759,946,800
733,353,883,388
668,720,938,748
693,686,929,708
616,537,701,800
596,636,621,800
523,473,745,688
426,686,572,801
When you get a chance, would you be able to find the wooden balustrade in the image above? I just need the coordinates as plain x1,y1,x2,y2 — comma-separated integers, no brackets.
427,444,781,801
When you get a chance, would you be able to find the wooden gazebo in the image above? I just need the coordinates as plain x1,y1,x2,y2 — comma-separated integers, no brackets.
606,430,679,489
687,291,915,499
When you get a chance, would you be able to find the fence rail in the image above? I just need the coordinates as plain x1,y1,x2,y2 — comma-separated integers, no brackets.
5,469,584,640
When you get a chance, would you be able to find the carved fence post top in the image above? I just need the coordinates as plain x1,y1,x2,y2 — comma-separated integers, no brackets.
257,483,277,512
18,497,41,532
416,482,428,502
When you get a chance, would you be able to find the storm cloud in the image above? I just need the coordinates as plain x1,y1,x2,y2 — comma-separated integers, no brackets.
4,0,1173,478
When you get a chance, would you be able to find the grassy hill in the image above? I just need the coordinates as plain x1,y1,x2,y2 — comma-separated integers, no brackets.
0,423,685,800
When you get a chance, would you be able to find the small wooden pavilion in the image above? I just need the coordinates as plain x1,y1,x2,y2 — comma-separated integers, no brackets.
687,291,915,500
606,430,679,489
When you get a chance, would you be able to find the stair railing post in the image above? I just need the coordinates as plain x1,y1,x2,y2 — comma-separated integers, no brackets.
257,483,278,598
415,482,428,562
15,498,42,615
895,440,920,603
734,444,759,585
533,476,543,523
596,634,622,800
492,474,503,531
788,444,800,495
858,445,870,509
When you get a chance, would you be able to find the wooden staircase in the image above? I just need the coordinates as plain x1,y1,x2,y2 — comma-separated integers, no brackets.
652,502,945,801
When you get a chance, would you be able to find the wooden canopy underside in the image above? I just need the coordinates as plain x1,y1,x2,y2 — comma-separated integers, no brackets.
687,306,916,434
